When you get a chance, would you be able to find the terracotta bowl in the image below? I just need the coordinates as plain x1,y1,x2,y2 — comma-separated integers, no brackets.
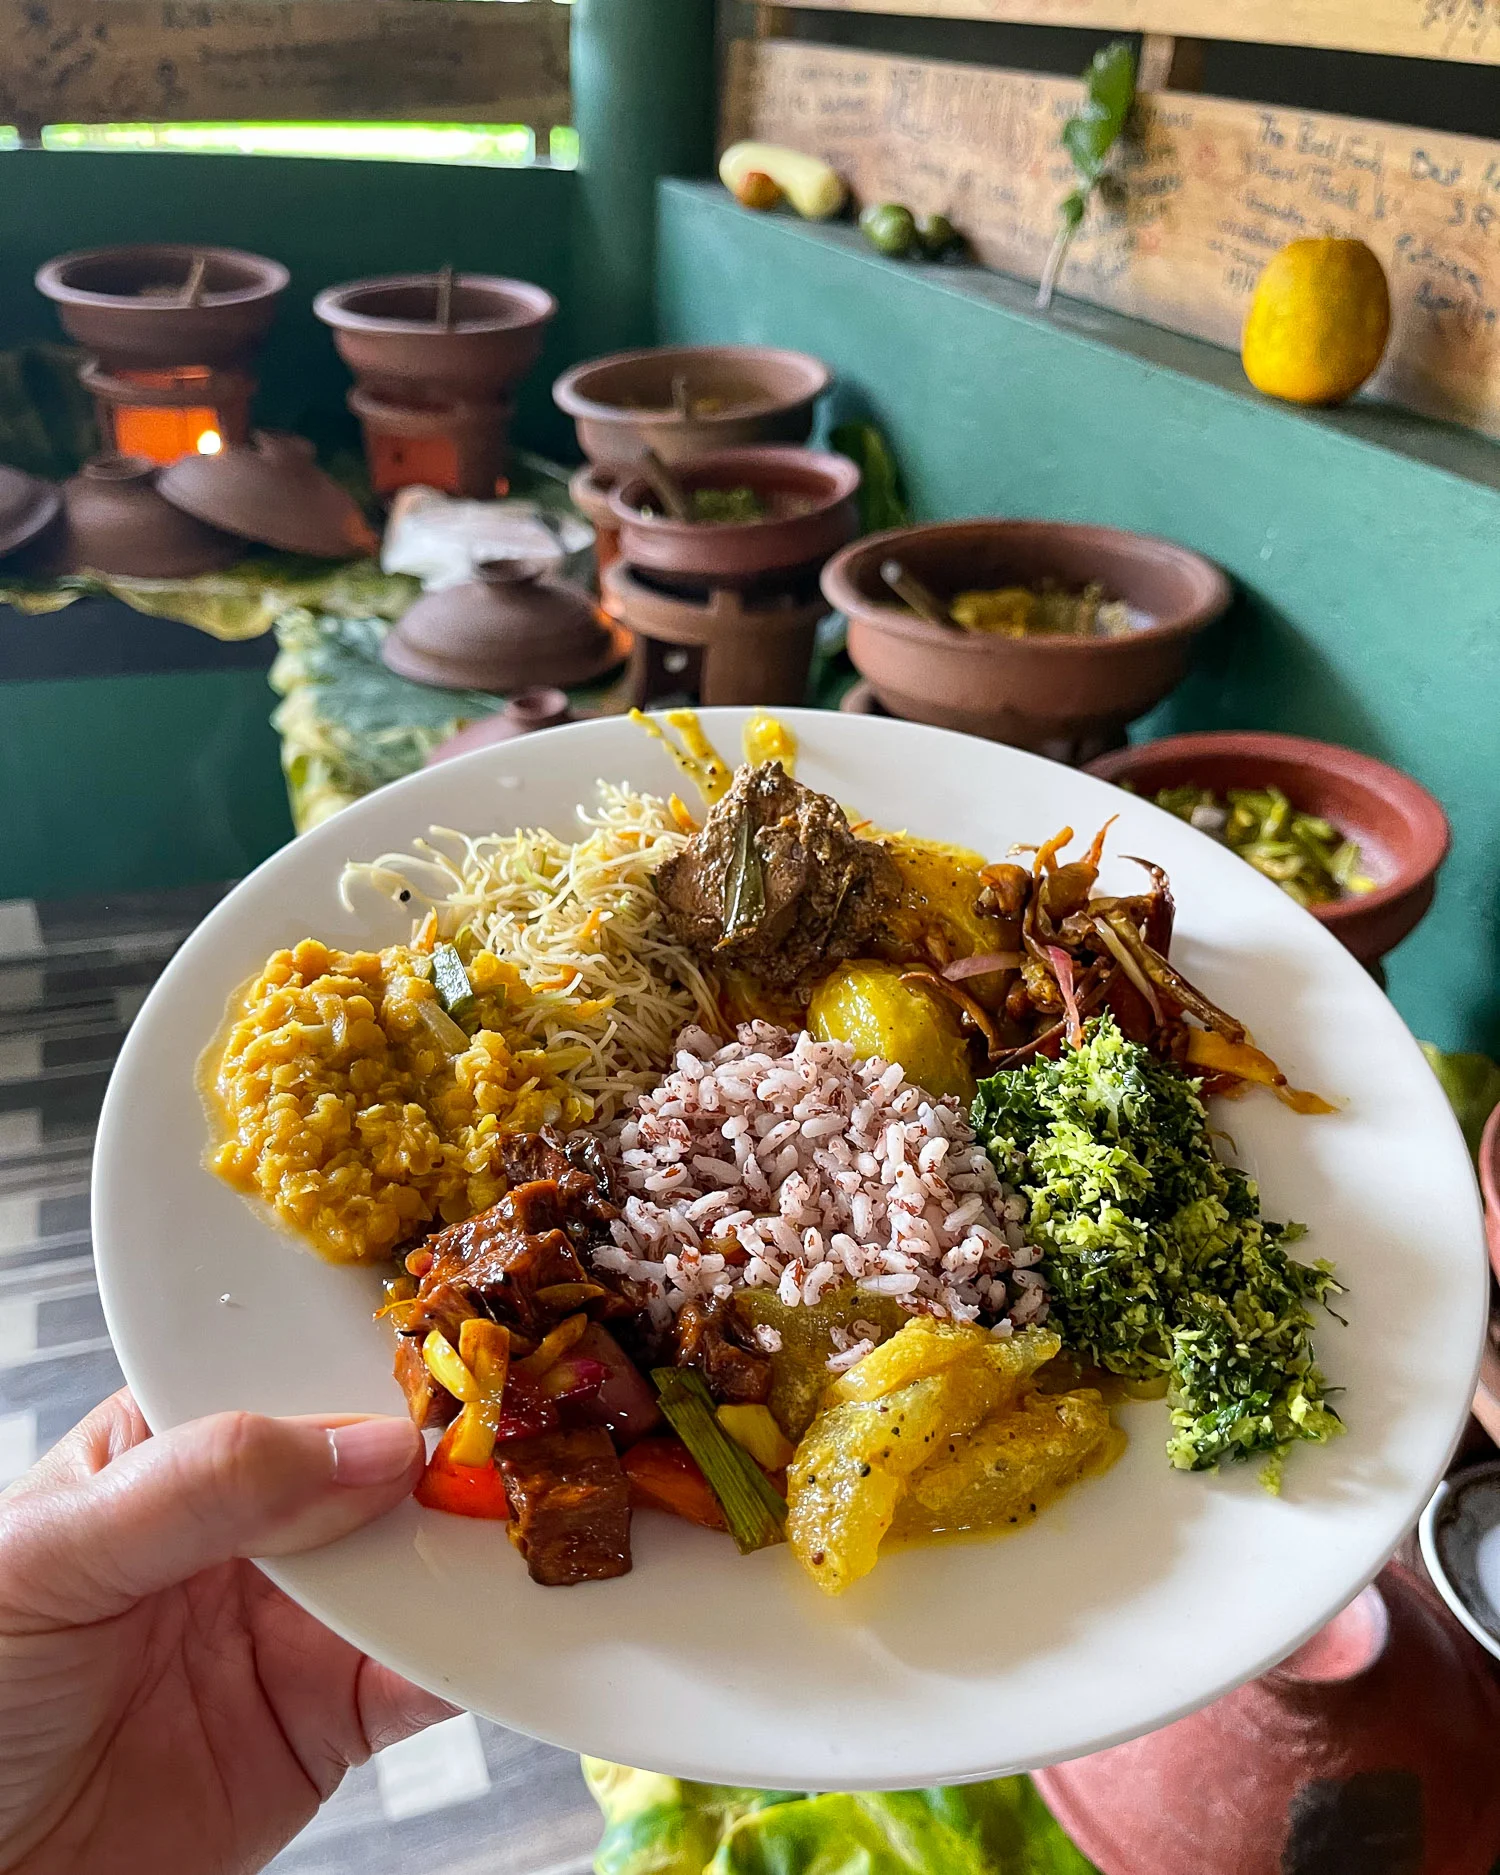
1087,731,1450,969
35,244,288,369
1480,1103,1500,1285
609,446,860,589
554,345,830,471
313,274,557,399
821,520,1231,756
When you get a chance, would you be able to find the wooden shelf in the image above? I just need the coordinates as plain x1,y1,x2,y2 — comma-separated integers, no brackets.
725,37,1500,440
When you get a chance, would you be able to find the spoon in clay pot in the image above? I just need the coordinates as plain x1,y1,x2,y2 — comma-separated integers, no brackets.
638,446,693,521
881,557,956,628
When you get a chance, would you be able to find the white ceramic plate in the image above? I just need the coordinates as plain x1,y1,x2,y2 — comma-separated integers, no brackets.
93,708,1489,1790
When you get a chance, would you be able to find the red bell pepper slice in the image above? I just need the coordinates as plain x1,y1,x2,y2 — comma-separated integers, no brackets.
413,1417,510,1520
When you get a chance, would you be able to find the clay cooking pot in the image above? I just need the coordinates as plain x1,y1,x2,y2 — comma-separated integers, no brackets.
426,688,581,764
313,274,557,400
554,345,829,471
609,445,860,589
158,431,378,560
382,560,628,693
1087,731,1449,969
822,520,1230,757
35,244,288,369
56,455,244,579
1034,1563,1500,1875
1480,1102,1500,1285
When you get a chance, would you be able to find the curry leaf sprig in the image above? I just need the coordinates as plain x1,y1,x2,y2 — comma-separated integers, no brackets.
1037,39,1138,311
972,1014,1344,1490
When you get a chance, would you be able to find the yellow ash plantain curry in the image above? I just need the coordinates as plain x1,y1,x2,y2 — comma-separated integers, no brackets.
785,1318,1117,1595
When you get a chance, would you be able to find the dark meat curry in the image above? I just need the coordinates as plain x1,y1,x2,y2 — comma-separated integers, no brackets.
655,761,898,987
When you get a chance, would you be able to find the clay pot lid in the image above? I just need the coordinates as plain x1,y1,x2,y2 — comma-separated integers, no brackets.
426,688,583,764
314,272,557,335
157,431,378,559
57,453,245,579
822,519,1231,651
1085,731,1450,960
0,465,61,560
382,559,630,693
555,344,830,423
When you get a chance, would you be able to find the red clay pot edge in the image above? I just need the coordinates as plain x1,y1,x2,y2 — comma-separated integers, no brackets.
1479,1102,1500,1283
1087,730,1451,938
609,445,861,538
820,520,1233,651
36,244,289,307
313,273,558,334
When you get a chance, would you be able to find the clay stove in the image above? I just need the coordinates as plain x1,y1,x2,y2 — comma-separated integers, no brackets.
35,245,288,465
314,271,557,501
604,445,859,711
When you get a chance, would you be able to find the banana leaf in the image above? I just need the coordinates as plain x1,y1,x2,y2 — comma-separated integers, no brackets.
584,1760,1099,1875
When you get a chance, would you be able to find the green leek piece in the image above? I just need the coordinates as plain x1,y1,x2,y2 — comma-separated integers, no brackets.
432,942,476,1022
651,1367,787,1554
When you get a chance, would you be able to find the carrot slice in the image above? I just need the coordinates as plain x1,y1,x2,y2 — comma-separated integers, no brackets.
621,1437,728,1531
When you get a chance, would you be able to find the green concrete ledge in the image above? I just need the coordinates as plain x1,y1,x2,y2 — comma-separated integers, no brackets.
657,179,1500,1054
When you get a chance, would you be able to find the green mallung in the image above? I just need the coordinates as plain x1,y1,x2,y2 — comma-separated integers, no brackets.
972,1015,1343,1487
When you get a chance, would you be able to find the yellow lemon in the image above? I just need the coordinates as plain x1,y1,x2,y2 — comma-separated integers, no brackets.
1241,238,1391,406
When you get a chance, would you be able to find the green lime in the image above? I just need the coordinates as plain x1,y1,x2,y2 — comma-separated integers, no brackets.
916,212,961,258
858,203,918,258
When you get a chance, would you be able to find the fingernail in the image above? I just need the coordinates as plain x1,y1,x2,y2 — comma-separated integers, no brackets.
328,1417,421,1488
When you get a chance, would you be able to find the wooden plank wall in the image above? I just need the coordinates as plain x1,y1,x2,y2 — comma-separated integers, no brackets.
0,0,572,135
755,0,1500,66
724,39,1500,436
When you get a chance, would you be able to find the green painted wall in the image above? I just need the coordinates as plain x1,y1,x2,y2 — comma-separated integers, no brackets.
0,670,294,900
657,181,1500,1055
571,0,717,359
0,150,580,459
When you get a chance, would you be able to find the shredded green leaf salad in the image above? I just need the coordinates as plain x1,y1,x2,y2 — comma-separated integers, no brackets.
972,1015,1343,1490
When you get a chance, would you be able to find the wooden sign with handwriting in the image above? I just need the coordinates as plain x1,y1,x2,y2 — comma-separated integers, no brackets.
750,0,1500,68
0,0,572,133
725,39,1500,436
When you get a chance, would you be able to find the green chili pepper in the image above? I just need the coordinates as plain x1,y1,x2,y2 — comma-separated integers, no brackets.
432,943,476,1022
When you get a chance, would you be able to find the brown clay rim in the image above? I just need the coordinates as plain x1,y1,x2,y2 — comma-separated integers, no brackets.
78,454,157,483
36,243,288,308
1087,729,1451,936
313,274,557,335
0,467,61,559
821,519,1232,654
609,445,860,535
1478,1102,1500,1280
554,345,830,423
